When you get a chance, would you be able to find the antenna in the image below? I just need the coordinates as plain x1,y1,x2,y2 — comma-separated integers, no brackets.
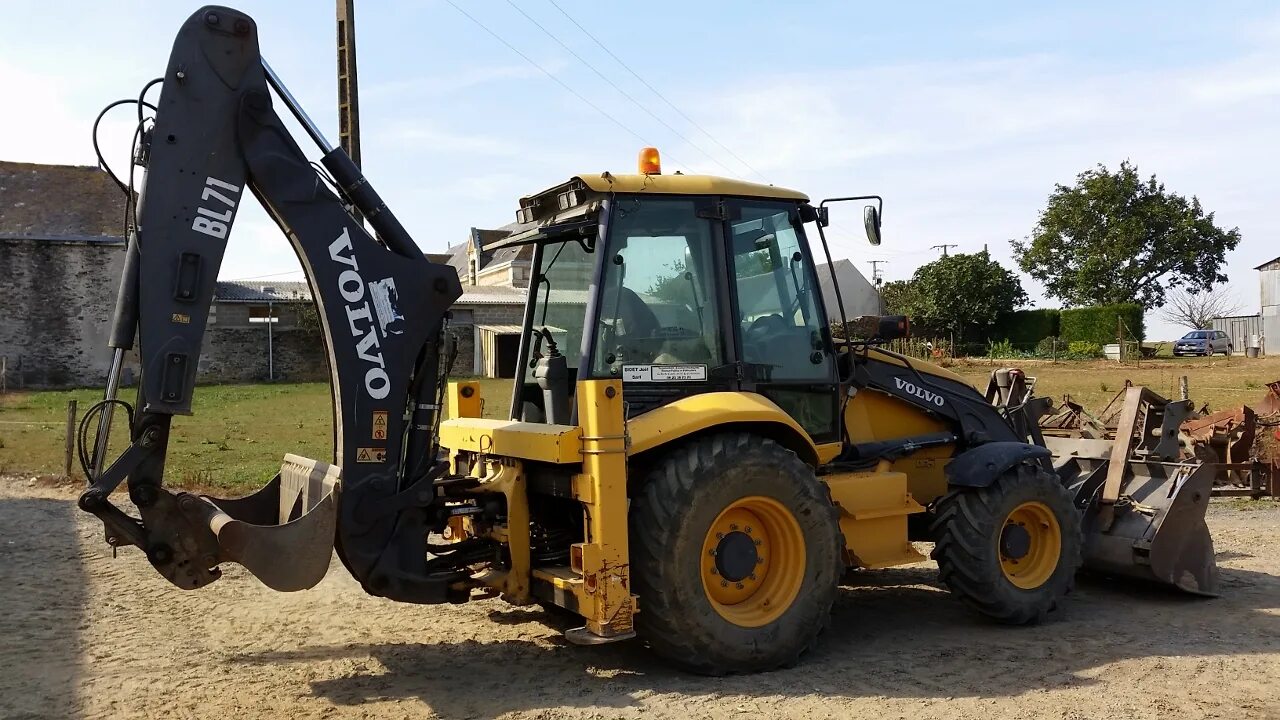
930,244,958,257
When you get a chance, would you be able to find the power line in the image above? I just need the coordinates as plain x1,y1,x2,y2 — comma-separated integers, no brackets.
442,0,665,159
504,0,734,176
543,0,768,182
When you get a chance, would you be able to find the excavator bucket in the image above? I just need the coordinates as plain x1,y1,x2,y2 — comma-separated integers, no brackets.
181,454,340,592
1046,386,1219,596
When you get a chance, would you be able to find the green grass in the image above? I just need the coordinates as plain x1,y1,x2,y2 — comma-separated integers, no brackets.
0,378,511,493
3,356,1276,494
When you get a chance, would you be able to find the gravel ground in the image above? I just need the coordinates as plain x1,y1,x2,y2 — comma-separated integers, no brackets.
2,476,1278,720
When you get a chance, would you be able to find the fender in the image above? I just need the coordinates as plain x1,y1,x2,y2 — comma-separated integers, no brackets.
944,441,1050,488
626,392,830,467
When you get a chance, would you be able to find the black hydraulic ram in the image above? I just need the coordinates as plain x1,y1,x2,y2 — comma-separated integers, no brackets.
79,6,463,603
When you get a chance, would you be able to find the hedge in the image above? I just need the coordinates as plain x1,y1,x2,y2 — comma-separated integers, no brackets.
1059,303,1145,345
988,309,1060,345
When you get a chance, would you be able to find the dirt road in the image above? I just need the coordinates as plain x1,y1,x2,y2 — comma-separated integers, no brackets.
2,477,1278,720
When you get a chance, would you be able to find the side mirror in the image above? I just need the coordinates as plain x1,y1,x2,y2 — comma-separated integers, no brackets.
863,205,881,246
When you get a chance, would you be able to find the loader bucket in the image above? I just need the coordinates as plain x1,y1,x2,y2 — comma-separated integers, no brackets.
1080,461,1217,595
181,453,339,591
1050,440,1219,596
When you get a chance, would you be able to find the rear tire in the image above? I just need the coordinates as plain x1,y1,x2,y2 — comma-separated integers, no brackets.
630,433,842,675
930,464,1082,624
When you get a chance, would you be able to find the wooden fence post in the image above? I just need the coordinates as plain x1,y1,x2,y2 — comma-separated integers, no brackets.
1179,376,1190,402
1117,316,1125,363
64,399,77,479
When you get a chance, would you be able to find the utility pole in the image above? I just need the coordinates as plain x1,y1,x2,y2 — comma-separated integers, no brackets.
930,244,958,257
336,0,362,168
868,260,888,285
868,260,888,314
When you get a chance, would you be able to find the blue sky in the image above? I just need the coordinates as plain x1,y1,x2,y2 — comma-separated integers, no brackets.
2,1,1276,339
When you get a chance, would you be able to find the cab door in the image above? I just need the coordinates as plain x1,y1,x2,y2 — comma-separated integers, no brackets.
724,200,840,442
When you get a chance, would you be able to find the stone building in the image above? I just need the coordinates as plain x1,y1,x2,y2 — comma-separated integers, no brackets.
203,281,324,383
0,161,131,388
439,226,531,378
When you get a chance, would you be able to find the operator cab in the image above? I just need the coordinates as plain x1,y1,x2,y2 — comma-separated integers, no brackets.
493,149,866,444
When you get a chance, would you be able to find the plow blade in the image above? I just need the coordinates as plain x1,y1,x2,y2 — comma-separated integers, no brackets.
183,453,340,591
1052,443,1219,596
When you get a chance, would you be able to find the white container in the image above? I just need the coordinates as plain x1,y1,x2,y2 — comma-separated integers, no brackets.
1103,343,1121,360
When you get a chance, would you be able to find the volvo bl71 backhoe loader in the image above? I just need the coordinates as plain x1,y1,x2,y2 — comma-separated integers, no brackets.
78,6,1217,675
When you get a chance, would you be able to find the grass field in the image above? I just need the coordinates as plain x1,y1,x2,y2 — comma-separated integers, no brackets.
0,379,511,492
2,355,1276,493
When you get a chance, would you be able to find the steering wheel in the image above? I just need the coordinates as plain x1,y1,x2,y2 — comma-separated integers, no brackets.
743,314,790,361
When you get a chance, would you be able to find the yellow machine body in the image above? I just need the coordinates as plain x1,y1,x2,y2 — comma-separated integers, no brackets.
438,360,965,639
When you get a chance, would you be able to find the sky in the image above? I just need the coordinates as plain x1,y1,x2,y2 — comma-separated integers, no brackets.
2,0,1276,340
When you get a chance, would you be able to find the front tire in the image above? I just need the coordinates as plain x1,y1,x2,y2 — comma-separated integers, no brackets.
630,433,842,674
930,464,1082,624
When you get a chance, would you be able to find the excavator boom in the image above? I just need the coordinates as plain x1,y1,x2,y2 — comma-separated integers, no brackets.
78,6,463,602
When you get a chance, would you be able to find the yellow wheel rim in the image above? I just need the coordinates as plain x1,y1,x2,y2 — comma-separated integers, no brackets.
699,496,806,627
998,501,1062,590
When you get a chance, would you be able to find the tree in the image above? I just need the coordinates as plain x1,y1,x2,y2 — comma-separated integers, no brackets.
1160,286,1242,331
1012,161,1241,309
893,253,1027,340
878,280,916,315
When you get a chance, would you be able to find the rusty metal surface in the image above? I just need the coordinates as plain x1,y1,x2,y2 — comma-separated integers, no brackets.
1039,377,1280,499
1259,381,1280,418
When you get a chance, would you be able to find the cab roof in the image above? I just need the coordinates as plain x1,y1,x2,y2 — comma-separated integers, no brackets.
572,172,808,201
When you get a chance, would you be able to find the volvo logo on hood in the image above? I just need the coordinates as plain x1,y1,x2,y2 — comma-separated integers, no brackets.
893,376,945,407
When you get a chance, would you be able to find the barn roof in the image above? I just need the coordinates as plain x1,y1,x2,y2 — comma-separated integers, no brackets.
0,161,127,239
215,280,313,303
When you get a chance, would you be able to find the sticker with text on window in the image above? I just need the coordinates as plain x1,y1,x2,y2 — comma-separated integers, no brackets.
623,364,708,382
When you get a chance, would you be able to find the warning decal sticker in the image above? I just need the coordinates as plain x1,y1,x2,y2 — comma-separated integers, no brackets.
622,364,708,382
356,447,386,463
372,411,388,440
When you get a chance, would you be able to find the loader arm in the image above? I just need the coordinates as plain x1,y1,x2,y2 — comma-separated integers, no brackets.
77,6,464,603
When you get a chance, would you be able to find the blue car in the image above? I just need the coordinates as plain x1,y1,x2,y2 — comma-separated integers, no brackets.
1173,329,1233,356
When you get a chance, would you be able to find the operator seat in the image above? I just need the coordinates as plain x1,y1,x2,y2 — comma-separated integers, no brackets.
617,286,660,338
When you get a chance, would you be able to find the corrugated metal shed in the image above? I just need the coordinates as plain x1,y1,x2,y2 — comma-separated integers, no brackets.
1258,256,1280,354
1210,314,1262,352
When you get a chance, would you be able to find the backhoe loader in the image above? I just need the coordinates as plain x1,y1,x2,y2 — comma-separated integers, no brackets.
77,5,1217,675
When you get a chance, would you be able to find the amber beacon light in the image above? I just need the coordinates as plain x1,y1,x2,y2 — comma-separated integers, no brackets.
638,146,662,175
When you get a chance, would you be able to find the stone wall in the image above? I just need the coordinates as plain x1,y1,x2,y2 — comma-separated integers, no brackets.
198,326,328,383
0,238,525,388
0,237,132,388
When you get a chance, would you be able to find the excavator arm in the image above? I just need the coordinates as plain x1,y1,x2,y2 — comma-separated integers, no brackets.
77,6,464,603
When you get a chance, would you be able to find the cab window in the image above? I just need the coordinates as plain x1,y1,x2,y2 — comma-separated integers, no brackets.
591,198,725,377
730,203,831,381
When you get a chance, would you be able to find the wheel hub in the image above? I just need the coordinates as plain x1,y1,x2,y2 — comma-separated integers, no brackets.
998,500,1063,590
699,497,806,627
999,523,1032,560
714,531,759,582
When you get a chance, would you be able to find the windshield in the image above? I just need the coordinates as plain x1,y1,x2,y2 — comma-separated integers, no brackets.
523,238,595,382
591,197,724,377
1183,331,1209,340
